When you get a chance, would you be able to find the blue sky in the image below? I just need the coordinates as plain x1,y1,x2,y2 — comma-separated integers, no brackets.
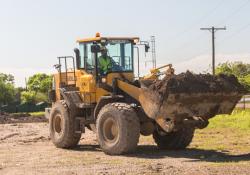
1,0,250,86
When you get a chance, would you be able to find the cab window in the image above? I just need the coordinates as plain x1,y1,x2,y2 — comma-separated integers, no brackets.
79,43,95,71
79,44,85,69
78,40,133,72
106,41,133,72
86,44,95,70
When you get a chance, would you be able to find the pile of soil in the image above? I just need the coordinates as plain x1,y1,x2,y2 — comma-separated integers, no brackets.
0,112,47,124
139,72,246,121
145,71,246,96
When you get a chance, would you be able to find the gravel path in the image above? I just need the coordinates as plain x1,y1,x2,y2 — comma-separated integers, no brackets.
0,121,250,175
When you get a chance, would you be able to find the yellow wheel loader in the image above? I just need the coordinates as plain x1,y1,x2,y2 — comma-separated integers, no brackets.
47,33,245,155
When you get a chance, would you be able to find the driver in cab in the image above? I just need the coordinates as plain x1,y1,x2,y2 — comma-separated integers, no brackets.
98,46,112,75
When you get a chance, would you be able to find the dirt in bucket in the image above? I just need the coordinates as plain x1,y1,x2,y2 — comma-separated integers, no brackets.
144,71,246,97
139,72,246,121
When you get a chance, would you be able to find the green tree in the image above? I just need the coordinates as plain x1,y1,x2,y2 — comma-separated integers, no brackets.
27,73,52,93
0,73,15,105
238,74,250,91
21,73,52,104
0,73,14,84
215,62,250,91
20,91,36,104
15,87,26,103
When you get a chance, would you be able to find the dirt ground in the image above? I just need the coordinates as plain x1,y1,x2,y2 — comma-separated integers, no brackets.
0,115,250,175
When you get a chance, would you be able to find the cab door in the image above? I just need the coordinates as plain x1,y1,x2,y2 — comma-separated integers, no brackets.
77,43,98,103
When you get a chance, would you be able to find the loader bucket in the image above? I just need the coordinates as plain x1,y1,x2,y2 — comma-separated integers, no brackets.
139,72,246,123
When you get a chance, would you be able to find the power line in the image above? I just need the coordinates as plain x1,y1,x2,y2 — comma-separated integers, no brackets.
168,1,249,70
168,0,226,42
178,47,210,63
180,21,250,69
169,33,206,53
200,26,227,75
216,0,250,26
172,0,249,51
167,0,227,56
218,22,250,44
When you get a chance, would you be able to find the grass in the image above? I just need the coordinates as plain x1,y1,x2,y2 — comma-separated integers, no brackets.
207,109,250,130
29,111,45,117
140,110,250,166
191,109,250,154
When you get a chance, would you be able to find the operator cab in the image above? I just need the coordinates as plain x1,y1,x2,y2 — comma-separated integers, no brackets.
75,33,139,81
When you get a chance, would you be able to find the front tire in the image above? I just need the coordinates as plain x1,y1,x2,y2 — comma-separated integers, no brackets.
49,101,81,148
153,127,194,150
96,103,140,155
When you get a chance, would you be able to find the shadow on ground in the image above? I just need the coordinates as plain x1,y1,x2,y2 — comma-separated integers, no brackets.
132,145,250,163
73,144,101,152
74,144,250,163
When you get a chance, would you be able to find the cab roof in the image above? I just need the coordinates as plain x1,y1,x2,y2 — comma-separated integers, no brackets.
77,33,139,43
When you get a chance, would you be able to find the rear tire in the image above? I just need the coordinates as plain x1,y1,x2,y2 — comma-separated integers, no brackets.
96,103,140,155
153,127,194,150
49,101,81,148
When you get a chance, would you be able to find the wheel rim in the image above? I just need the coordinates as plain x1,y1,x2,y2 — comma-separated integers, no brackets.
102,117,119,144
53,113,63,137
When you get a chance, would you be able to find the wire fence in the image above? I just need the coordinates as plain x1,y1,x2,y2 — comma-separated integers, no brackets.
236,94,250,109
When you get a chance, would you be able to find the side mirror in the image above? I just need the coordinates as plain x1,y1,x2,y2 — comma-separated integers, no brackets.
145,44,150,52
74,48,80,69
91,44,101,53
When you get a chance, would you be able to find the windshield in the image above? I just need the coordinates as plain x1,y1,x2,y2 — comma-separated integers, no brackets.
104,40,133,72
78,40,134,74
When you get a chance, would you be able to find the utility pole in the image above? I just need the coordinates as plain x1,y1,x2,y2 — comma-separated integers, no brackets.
200,26,226,75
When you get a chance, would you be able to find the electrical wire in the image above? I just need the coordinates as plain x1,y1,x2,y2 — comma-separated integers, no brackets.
218,22,250,43
178,21,250,69
166,0,228,56
216,0,250,26
169,33,206,54
174,0,249,52
168,0,250,69
168,0,226,42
